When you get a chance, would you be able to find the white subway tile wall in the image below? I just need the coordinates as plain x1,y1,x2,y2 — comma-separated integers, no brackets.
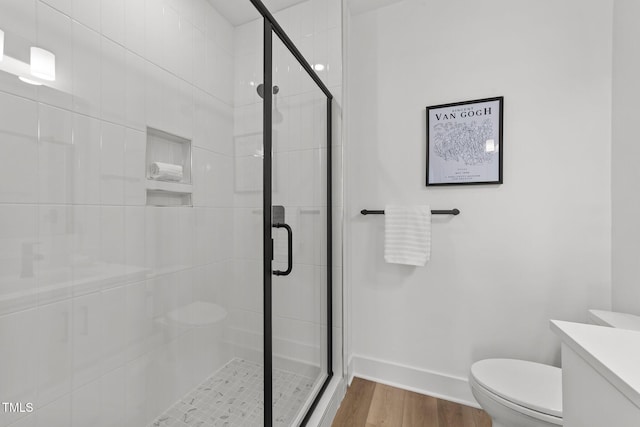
0,0,343,425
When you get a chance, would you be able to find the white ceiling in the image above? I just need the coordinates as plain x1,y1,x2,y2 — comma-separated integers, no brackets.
207,0,409,27
207,0,308,26
347,0,408,16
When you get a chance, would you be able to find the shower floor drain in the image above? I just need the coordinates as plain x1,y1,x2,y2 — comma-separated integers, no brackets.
149,358,316,427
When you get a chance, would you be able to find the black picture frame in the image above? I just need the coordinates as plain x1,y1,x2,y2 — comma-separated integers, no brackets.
426,96,504,186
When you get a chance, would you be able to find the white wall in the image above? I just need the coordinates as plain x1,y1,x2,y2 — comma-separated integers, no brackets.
612,0,640,316
346,0,613,404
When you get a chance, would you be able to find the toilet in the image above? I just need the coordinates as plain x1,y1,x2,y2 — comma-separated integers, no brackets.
470,310,640,427
470,358,562,427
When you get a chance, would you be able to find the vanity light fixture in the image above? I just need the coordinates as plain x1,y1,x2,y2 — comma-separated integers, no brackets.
0,36,58,86
30,47,55,81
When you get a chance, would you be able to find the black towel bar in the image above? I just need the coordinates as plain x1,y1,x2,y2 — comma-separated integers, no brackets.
360,209,460,216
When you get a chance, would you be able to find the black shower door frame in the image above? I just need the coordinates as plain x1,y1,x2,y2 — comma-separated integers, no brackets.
249,1,334,426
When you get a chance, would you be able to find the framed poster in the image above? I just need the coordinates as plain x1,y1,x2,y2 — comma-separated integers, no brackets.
426,96,503,186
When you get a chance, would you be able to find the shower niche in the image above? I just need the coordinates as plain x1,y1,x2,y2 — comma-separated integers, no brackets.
145,127,193,206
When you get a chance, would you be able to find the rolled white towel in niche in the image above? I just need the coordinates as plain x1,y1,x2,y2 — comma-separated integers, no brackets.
149,162,183,182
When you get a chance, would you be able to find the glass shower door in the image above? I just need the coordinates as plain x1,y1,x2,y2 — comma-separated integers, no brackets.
261,17,333,426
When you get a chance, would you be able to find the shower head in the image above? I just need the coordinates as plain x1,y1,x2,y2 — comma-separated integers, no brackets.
257,83,279,99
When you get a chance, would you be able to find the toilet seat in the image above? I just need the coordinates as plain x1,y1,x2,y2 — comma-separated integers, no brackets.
470,375,563,425
470,359,562,420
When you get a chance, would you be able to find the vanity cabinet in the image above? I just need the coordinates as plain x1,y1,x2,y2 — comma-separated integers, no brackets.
551,321,640,427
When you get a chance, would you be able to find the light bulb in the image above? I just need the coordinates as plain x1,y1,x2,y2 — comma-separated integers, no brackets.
30,47,55,81
0,29,4,61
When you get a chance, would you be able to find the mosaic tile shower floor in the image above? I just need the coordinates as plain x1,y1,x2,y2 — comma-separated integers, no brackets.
149,358,316,427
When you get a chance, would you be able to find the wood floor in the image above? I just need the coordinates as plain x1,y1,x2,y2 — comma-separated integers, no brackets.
332,378,492,427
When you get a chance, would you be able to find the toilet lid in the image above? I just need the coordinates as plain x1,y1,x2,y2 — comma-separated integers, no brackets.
471,359,562,418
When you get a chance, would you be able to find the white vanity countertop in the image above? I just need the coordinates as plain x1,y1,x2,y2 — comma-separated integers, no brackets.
588,309,640,331
550,320,640,409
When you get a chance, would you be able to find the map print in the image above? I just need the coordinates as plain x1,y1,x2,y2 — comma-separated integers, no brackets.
432,119,494,166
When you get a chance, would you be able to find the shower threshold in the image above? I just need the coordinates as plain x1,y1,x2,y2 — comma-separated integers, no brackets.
149,358,315,427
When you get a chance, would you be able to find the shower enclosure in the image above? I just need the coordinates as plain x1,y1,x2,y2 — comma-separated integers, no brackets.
0,0,337,426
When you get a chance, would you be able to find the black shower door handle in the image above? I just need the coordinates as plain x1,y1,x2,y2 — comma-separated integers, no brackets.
272,223,293,276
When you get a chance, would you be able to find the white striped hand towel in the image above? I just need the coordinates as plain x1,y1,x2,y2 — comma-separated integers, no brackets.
384,205,431,266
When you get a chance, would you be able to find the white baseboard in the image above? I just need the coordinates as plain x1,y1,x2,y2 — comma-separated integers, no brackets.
352,355,480,409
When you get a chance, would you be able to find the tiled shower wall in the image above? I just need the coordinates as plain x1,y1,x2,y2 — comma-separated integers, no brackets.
0,0,343,425
231,0,344,379
0,0,235,425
